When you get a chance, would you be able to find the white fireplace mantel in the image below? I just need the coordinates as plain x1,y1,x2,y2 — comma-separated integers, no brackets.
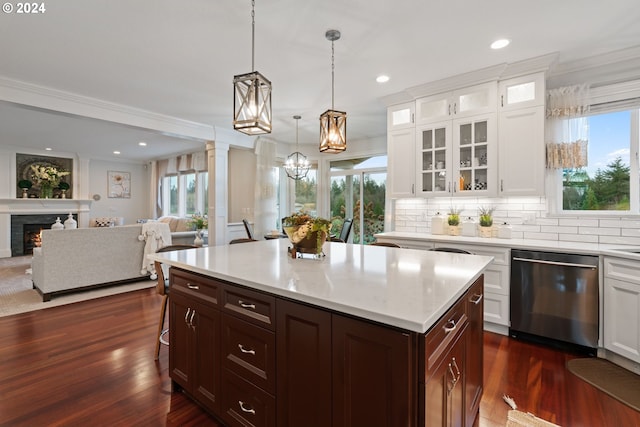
0,198,93,258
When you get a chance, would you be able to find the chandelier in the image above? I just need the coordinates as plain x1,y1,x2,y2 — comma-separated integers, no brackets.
233,0,272,135
319,29,346,153
284,115,310,180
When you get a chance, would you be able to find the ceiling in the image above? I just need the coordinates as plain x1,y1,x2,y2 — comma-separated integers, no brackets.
1,0,640,161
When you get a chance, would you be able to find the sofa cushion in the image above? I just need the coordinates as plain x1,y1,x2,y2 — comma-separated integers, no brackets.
94,219,113,227
174,217,193,232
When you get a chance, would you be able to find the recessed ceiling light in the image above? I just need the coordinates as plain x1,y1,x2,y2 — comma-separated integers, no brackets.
138,141,147,146
491,39,510,50
113,151,121,155
45,147,52,151
376,75,390,83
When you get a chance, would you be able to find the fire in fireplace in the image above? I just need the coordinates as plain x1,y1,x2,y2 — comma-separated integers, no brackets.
10,214,75,256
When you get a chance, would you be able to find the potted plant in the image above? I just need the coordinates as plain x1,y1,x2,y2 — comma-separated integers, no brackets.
447,207,461,236
18,179,32,198
282,211,332,257
478,206,495,237
58,182,70,198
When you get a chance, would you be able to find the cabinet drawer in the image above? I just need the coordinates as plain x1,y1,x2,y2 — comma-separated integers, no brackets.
484,264,509,295
425,295,467,375
604,257,640,284
221,370,276,427
222,314,276,394
223,285,276,330
170,269,221,305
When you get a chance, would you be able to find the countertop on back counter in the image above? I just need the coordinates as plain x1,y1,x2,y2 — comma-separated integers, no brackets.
374,231,640,261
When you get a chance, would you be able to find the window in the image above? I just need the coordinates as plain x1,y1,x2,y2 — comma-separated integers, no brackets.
560,109,638,212
162,171,208,216
294,169,317,215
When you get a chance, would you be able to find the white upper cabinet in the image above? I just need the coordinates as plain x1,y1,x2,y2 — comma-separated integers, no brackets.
388,128,416,198
416,82,497,124
498,72,546,196
387,102,415,131
498,72,545,110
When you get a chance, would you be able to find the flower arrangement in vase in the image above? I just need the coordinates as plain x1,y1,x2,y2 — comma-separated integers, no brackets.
282,211,332,257
478,206,495,238
188,213,208,246
447,207,462,236
30,164,70,199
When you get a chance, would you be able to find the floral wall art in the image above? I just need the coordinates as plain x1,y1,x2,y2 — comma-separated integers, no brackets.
16,154,73,199
108,171,131,198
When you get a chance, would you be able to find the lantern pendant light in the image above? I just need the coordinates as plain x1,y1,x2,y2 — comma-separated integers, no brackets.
233,0,272,135
284,115,310,180
319,29,347,153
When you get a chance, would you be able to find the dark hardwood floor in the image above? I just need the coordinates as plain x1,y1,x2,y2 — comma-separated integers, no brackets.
0,288,638,427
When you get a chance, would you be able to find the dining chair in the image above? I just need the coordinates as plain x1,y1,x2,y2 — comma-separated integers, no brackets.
229,238,257,244
154,244,197,360
242,219,255,240
331,218,353,243
370,241,401,248
429,247,472,254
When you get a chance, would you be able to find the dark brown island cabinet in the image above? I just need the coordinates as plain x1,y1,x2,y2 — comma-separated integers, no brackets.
169,267,484,427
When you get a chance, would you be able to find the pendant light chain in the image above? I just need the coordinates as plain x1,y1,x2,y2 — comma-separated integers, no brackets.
331,38,335,110
251,0,255,72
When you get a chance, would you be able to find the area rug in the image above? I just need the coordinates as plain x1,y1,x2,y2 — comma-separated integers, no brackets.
567,357,640,412
507,410,561,427
0,255,155,317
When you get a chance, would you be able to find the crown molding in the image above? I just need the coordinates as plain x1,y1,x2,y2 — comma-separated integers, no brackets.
0,76,214,141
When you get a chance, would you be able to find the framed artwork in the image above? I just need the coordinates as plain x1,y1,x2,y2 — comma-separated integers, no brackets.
108,171,131,198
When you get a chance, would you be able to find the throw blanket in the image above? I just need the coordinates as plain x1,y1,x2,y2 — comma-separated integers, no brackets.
139,222,172,279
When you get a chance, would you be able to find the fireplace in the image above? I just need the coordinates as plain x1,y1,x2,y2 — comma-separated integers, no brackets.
10,214,75,256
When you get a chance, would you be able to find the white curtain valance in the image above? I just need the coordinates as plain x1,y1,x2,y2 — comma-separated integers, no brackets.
545,84,590,169
191,152,206,171
166,157,178,174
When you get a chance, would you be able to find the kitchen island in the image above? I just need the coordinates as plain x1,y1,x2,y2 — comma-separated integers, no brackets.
150,239,493,427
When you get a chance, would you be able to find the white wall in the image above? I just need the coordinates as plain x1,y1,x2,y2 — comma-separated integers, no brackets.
87,159,149,224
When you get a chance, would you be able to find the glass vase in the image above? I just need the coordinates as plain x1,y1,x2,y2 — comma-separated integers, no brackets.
40,183,53,199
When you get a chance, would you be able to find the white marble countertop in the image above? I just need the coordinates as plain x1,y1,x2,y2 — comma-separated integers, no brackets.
149,239,493,334
375,231,640,261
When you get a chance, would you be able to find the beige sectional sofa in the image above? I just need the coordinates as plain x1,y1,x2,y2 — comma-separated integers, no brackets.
155,216,207,245
31,225,149,301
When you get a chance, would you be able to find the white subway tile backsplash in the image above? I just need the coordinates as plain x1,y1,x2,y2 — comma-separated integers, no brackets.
541,225,578,234
391,197,640,246
559,233,599,243
523,232,559,241
599,235,640,245
579,227,620,236
559,218,599,227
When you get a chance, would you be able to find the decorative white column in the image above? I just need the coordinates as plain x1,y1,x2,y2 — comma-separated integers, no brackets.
206,141,229,246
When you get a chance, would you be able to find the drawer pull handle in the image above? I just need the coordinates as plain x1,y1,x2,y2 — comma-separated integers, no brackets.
238,344,256,355
187,283,200,290
238,300,256,310
447,363,456,394
452,357,461,381
238,401,255,414
444,319,456,333
470,294,483,305
189,309,196,329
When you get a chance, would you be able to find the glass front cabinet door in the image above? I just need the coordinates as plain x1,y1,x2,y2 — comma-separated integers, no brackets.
416,121,451,196
417,114,496,197
453,113,497,196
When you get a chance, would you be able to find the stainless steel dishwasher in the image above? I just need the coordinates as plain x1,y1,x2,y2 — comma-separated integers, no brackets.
510,249,599,351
